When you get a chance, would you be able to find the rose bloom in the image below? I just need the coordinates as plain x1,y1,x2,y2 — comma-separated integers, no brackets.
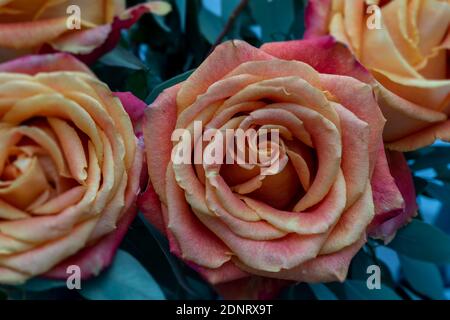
0,53,146,284
305,0,450,151
0,1,170,63
141,37,417,299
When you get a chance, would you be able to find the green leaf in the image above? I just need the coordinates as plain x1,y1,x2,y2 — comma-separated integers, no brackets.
400,255,445,299
154,15,172,32
388,219,450,264
175,0,187,32
425,181,450,204
413,176,428,195
249,0,295,41
400,285,422,300
198,7,224,44
145,69,195,104
125,70,150,100
80,250,165,300
290,0,306,38
0,289,7,300
329,280,401,300
99,46,148,71
279,283,316,300
308,283,338,300
410,146,450,170
20,278,66,292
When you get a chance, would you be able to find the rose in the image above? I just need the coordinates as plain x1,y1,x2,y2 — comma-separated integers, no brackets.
0,1,171,63
304,0,450,151
0,53,146,285
141,37,417,299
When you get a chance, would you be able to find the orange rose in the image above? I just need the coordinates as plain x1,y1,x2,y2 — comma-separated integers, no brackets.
305,0,450,151
0,1,171,63
0,53,145,284
141,38,416,299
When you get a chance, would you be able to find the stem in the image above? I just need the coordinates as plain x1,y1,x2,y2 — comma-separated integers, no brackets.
209,0,250,54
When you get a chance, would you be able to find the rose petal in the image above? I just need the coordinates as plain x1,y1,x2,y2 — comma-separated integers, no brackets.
369,150,417,242
304,0,332,39
177,40,273,111
261,36,372,84
0,53,94,75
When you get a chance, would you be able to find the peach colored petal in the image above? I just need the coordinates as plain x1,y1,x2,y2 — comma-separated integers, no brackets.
374,82,448,143
0,199,30,220
177,40,273,112
47,117,88,184
416,0,450,56
88,173,127,240
176,74,263,130
205,180,287,241
0,157,49,208
0,17,67,49
369,150,417,242
332,102,370,207
0,143,101,243
261,36,372,84
50,25,112,55
82,76,136,169
222,77,340,129
197,212,329,273
165,164,232,269
32,186,86,215
234,236,366,282
269,104,341,211
143,84,180,203
0,218,98,278
241,170,346,235
373,70,450,112
319,74,385,170
0,53,94,75
2,93,104,163
225,59,322,89
46,139,143,280
320,183,374,254
387,120,450,151
343,0,364,53
361,13,423,78
0,233,34,255
0,266,28,285
203,173,260,222
329,13,352,50
370,143,404,222
90,132,115,214
190,261,248,285
286,149,311,191
238,108,312,147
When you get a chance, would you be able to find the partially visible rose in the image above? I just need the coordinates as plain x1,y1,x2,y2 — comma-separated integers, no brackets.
305,0,450,151
0,53,146,284
0,1,171,63
141,37,417,299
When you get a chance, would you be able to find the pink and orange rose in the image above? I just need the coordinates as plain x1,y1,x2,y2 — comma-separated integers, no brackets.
305,0,450,151
0,0,171,63
141,37,417,299
0,53,146,284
